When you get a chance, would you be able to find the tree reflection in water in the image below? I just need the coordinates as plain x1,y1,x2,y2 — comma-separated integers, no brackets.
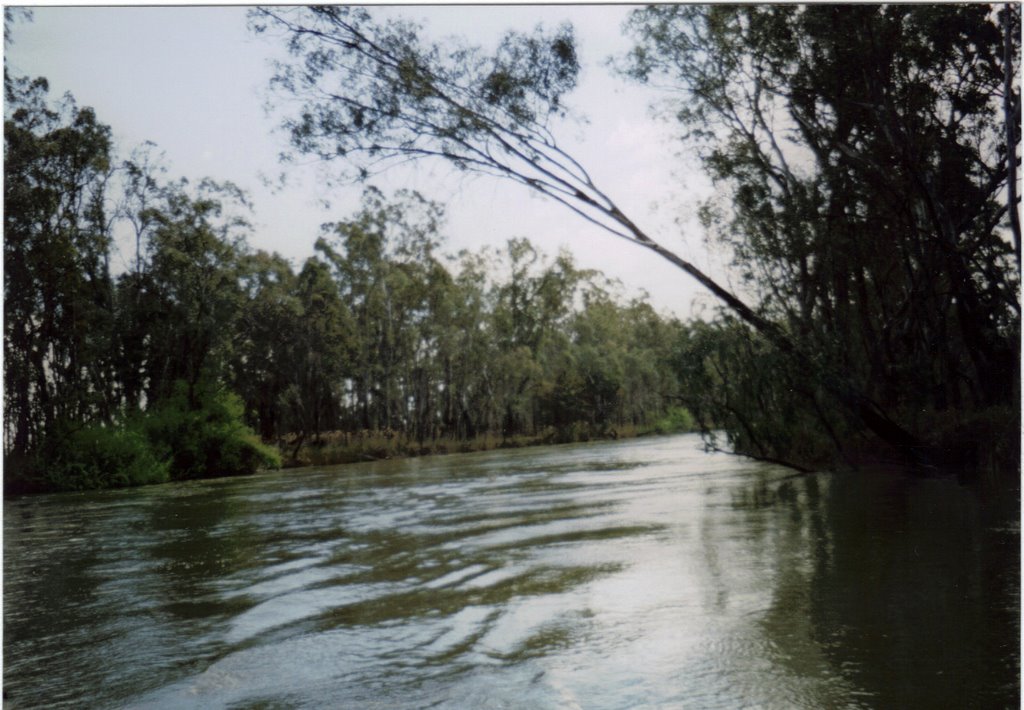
726,469,1019,709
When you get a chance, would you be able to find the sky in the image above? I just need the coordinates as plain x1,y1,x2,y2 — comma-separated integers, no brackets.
5,5,735,319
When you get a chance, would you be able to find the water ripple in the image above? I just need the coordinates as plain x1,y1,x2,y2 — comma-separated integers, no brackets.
4,434,1016,709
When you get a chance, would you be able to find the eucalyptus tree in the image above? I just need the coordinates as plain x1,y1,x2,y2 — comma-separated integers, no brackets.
439,249,499,439
404,247,459,444
559,290,684,434
251,5,939,463
487,238,593,437
278,256,353,445
230,250,301,440
249,7,779,340
614,297,679,426
315,187,447,432
668,316,842,471
558,294,623,431
4,73,118,456
110,147,168,412
625,4,1020,463
139,179,253,406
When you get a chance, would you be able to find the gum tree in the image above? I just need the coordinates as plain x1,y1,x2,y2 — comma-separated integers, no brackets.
624,4,1020,463
252,5,936,463
4,74,117,456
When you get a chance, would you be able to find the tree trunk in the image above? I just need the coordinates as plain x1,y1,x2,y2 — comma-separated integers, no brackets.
1004,3,1021,269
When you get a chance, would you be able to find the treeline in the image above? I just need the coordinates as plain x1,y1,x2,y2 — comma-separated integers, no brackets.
257,4,1021,476
227,187,688,457
8,4,1020,491
3,71,689,492
4,73,282,492
624,5,1021,473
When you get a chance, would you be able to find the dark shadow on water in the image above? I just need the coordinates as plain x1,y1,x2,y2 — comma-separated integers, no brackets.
731,469,1020,709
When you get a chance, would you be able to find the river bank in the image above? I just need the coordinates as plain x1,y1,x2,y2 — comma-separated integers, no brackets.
277,415,696,468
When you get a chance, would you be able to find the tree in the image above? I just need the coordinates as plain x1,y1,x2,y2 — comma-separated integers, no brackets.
315,187,446,433
230,249,301,441
4,72,118,457
437,249,497,440
254,5,1019,469
249,7,779,332
3,72,278,490
624,4,1020,465
279,256,352,445
251,5,937,464
138,179,252,406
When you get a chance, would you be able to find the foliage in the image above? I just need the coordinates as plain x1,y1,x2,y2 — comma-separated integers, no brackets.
134,178,252,404
252,7,578,186
648,407,696,436
13,4,1015,485
623,4,1020,469
141,380,280,481
4,72,118,456
28,421,169,492
255,4,1007,466
3,73,281,490
2,72,683,490
226,186,689,451
3,74,685,490
251,6,780,350
6,380,278,493
669,319,853,468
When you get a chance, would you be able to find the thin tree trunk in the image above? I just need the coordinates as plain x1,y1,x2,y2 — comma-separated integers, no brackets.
1004,3,1021,269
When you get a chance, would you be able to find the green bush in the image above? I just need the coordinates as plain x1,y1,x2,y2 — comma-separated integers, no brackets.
650,407,696,435
9,380,280,494
36,422,170,492
142,381,280,481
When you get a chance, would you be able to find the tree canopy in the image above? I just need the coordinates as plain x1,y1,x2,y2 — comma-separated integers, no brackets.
254,4,1019,471
625,4,1020,467
4,5,1019,488
3,66,691,491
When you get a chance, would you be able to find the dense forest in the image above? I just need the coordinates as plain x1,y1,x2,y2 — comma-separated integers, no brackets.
3,70,690,493
4,4,1021,492
254,3,1021,475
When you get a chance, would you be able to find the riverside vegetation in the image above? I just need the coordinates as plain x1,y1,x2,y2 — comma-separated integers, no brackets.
279,406,697,469
3,69,695,492
4,5,1020,492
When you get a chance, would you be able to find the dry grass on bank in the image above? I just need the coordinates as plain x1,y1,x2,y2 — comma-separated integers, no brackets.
276,424,654,469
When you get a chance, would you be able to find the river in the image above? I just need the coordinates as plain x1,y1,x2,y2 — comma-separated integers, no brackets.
3,434,1019,708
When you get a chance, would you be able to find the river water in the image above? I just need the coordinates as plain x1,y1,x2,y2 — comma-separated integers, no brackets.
3,434,1019,708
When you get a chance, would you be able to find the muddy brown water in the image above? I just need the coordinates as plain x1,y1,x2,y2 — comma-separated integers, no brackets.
4,434,1018,708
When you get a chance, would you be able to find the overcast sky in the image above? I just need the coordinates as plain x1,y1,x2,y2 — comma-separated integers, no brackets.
6,5,734,318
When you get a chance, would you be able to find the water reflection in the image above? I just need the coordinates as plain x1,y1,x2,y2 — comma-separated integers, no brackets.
4,435,1018,709
725,469,1020,709
4,496,107,707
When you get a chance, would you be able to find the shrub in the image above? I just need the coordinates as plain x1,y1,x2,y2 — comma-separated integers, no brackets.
35,422,170,492
8,380,281,494
650,407,696,435
141,381,280,481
